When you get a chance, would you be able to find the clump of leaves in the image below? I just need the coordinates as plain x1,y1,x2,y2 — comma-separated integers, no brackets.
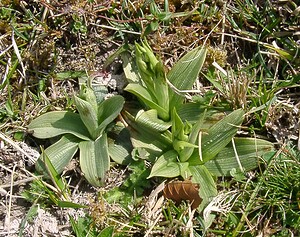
70,215,114,237
22,179,57,208
28,85,124,186
0,85,19,122
124,39,207,121
104,160,151,206
119,40,274,230
22,151,87,209
122,160,151,196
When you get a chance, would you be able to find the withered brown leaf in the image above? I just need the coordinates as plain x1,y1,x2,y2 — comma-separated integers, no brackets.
163,179,202,209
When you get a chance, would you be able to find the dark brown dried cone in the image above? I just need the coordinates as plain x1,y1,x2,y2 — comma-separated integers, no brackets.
163,179,202,209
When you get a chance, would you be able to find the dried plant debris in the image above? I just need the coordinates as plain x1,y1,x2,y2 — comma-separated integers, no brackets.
163,178,202,210
266,100,300,145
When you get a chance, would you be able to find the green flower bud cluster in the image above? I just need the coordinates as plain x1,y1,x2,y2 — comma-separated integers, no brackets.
135,40,170,120
79,85,98,114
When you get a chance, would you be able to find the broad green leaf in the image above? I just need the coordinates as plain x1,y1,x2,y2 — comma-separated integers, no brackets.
95,95,124,137
79,134,109,187
179,113,206,162
130,133,170,157
28,111,91,140
152,61,169,114
108,127,133,165
174,140,198,151
98,226,114,237
125,83,169,120
41,149,68,198
178,102,224,125
148,150,189,178
78,85,98,113
92,84,108,104
35,134,80,175
135,109,171,132
168,46,207,110
149,20,159,31
57,201,87,209
124,111,172,156
56,70,86,80
187,112,206,145
201,109,244,162
150,2,159,15
171,108,187,143
171,107,196,160
108,142,132,165
121,51,140,83
143,22,156,37
125,82,154,102
157,12,172,21
187,165,217,211
74,95,98,139
77,77,109,104
204,137,274,176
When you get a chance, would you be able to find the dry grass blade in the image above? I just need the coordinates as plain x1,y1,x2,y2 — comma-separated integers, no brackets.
11,30,26,81
4,164,17,234
0,132,38,164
